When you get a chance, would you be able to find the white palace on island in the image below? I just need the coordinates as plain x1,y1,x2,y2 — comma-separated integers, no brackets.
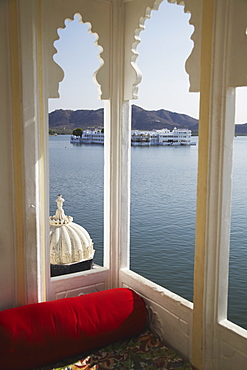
70,128,196,146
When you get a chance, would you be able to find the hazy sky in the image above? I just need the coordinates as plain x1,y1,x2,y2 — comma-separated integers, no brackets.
48,1,246,124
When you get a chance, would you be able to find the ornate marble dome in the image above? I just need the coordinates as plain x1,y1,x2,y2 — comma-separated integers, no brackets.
49,195,95,265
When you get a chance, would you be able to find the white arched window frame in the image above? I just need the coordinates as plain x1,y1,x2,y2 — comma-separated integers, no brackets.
43,3,113,300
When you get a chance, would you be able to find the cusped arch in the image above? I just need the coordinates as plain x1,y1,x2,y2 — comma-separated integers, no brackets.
52,13,104,100
124,0,202,100
124,0,163,100
42,0,111,100
123,0,163,100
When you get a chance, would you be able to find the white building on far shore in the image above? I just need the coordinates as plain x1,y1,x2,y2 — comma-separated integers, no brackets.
70,127,195,146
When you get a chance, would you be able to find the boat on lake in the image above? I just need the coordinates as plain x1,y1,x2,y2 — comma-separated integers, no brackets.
70,128,196,146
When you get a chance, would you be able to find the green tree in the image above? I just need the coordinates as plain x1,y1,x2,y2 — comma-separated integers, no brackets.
49,129,57,135
73,128,82,137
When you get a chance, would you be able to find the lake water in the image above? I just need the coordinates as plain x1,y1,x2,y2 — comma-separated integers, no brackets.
49,135,247,329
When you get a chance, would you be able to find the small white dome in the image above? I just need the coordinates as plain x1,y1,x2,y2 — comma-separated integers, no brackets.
49,195,95,265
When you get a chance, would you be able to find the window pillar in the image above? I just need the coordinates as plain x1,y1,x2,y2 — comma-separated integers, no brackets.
104,1,131,288
192,0,236,368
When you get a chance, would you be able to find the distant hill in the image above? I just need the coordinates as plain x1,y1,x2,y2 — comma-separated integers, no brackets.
49,105,199,134
49,105,247,135
49,108,104,134
131,105,198,131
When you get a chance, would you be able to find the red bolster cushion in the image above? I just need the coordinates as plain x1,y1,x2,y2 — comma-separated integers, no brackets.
0,288,147,370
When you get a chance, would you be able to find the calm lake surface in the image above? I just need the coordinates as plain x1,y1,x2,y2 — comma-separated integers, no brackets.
49,135,247,329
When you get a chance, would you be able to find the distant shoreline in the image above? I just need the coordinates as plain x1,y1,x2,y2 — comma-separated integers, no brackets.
48,105,247,136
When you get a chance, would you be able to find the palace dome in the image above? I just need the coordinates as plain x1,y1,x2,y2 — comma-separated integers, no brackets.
49,195,95,265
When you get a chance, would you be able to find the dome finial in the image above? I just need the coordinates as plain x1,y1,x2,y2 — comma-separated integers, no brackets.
49,195,73,226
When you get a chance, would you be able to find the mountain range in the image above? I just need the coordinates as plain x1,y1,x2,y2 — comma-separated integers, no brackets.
49,105,247,135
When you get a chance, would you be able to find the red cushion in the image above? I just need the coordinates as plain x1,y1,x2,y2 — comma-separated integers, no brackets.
0,288,147,370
